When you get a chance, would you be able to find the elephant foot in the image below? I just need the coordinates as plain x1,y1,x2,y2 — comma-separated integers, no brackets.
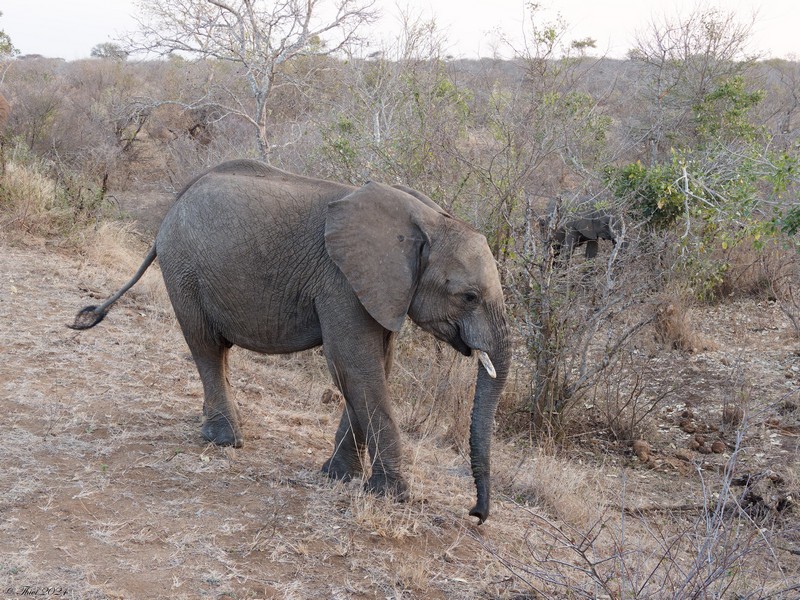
366,473,409,502
321,454,363,482
201,412,243,448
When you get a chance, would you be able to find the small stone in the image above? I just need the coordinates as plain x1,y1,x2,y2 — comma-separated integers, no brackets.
711,440,726,454
321,388,343,405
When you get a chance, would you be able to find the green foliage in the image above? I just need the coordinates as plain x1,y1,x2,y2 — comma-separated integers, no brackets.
607,70,800,300
778,205,800,238
317,60,471,193
693,76,765,143
0,11,17,58
606,159,687,228
320,115,359,178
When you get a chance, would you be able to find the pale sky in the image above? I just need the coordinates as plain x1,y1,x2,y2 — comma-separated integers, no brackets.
1,0,798,61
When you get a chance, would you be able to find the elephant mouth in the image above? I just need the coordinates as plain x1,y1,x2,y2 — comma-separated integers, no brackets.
421,320,480,359
454,330,497,378
451,324,472,356
455,340,472,356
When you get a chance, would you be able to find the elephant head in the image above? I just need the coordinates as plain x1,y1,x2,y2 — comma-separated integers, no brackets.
325,183,510,523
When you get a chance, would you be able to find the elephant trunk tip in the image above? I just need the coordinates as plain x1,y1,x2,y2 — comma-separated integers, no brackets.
469,501,489,525
469,477,491,524
68,305,108,330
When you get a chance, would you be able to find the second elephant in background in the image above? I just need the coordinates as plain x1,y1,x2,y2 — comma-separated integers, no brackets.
543,196,626,261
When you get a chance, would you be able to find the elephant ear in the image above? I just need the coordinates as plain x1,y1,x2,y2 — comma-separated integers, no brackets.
325,182,438,332
391,184,450,216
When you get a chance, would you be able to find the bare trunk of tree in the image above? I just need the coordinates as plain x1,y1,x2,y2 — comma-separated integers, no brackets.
257,118,270,163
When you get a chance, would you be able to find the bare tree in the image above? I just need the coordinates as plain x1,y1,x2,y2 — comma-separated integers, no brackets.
125,0,377,161
627,7,760,165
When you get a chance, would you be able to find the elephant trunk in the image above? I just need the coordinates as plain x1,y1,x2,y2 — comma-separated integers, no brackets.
468,311,510,524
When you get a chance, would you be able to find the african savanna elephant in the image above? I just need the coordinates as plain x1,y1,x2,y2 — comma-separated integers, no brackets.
71,160,510,523
543,196,625,261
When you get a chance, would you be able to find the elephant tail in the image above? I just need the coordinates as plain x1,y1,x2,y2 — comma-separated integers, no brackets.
68,243,158,330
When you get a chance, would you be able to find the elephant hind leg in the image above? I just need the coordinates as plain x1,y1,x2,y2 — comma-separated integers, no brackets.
159,253,243,447
192,342,244,448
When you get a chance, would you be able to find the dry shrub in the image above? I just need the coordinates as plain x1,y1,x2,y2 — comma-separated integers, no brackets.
0,161,70,237
589,352,680,443
715,239,790,300
485,430,791,599
653,294,712,352
756,243,800,337
0,153,115,240
391,329,476,449
693,237,797,303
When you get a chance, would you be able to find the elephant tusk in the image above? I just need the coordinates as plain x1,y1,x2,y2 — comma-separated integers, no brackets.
477,351,497,379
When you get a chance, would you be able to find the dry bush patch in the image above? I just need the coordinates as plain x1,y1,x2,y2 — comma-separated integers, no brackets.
654,295,711,353
0,161,67,237
1,228,798,598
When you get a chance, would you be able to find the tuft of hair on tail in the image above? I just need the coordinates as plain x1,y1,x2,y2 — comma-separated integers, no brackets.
68,305,108,330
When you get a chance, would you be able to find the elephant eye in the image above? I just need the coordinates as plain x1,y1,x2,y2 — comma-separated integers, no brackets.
462,291,480,304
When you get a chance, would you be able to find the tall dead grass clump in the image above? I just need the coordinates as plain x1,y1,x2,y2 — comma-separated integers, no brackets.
654,293,711,352
0,152,114,240
0,161,71,238
494,446,606,529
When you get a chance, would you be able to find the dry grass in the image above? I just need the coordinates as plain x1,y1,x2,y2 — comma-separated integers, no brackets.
716,240,793,300
0,160,69,237
494,446,608,529
654,293,714,353
79,221,172,314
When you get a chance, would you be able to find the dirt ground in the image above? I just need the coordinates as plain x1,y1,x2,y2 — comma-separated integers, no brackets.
1,231,798,599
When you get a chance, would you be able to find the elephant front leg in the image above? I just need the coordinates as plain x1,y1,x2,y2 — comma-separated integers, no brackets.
321,404,367,481
319,317,408,500
327,399,408,501
361,404,409,501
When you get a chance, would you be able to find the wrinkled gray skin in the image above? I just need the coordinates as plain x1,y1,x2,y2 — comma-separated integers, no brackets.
71,160,510,523
544,198,624,260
